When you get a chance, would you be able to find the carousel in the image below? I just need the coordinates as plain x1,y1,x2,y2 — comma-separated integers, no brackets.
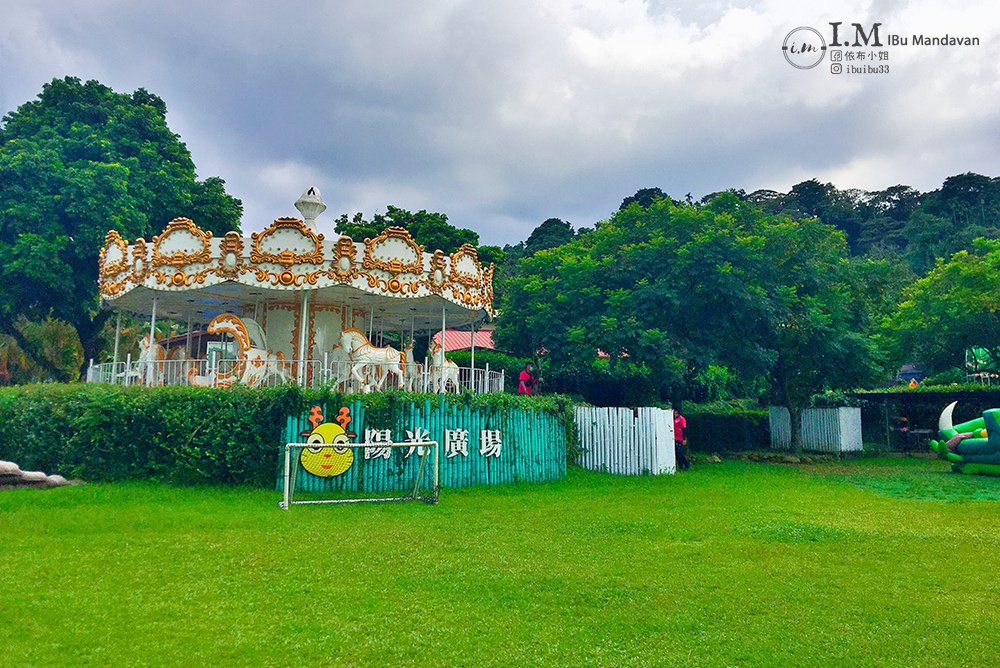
87,187,500,393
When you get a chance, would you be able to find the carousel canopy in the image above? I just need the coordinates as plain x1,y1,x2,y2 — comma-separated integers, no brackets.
98,189,494,330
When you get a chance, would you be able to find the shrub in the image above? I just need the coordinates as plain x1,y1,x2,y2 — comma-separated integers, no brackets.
683,401,770,452
543,359,663,406
922,368,966,386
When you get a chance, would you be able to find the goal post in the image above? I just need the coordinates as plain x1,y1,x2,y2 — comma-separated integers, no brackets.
279,440,439,509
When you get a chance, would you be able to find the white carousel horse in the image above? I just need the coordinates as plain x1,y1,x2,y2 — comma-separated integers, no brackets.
402,341,424,392
339,328,404,391
188,313,290,388
323,341,379,392
137,333,166,385
428,341,460,393
240,347,291,388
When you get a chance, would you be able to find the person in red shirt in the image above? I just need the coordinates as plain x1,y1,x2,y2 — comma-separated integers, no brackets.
518,362,537,395
673,407,690,471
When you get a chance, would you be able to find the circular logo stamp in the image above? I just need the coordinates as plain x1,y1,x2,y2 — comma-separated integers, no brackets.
782,27,827,69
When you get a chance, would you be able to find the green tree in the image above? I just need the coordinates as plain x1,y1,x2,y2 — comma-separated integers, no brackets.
476,245,505,267
901,174,1000,274
619,187,670,210
901,210,956,274
785,180,866,253
856,185,920,256
884,238,1000,375
743,189,787,215
0,77,242,378
523,218,573,256
921,172,1000,228
0,317,83,384
497,194,883,448
334,205,479,253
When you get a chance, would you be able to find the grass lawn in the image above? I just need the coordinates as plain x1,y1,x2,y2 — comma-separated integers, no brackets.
2,458,999,666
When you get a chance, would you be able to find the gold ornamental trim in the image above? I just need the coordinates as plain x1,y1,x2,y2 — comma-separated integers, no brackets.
362,226,424,276
330,236,359,282
482,263,495,314
130,238,149,282
99,221,496,314
250,217,324,268
427,250,447,294
448,286,482,308
354,273,423,295
151,217,213,267
448,244,484,288
251,266,323,288
99,230,130,279
152,267,213,288
101,278,130,297
217,231,245,280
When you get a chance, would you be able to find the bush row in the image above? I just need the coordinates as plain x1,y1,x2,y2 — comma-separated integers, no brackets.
683,402,771,452
0,384,574,486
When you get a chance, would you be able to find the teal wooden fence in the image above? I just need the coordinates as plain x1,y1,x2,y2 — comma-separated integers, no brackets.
279,398,566,493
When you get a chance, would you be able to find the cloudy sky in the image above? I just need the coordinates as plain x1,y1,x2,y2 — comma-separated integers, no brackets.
2,0,999,245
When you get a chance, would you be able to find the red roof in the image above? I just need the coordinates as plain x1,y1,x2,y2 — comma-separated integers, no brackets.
431,329,495,352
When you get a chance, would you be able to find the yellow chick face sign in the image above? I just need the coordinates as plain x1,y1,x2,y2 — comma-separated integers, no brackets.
299,406,356,477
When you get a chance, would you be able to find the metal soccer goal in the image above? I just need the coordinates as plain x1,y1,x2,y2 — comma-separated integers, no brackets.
279,440,439,509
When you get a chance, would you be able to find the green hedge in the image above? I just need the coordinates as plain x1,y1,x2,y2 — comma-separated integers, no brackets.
0,384,575,486
684,403,770,452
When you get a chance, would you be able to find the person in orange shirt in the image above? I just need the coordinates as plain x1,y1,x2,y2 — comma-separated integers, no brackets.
673,407,690,471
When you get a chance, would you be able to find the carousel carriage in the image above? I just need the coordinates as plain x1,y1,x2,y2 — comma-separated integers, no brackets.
89,187,501,394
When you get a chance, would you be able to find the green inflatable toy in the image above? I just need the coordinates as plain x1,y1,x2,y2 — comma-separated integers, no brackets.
929,401,1000,475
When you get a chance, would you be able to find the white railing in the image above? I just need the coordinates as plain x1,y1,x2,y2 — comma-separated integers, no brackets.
574,406,676,475
966,372,999,386
85,357,505,393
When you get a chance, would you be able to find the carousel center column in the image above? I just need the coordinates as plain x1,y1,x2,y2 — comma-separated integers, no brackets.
297,289,311,386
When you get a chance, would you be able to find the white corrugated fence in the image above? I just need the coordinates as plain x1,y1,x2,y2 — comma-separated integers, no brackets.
768,406,863,452
574,406,676,475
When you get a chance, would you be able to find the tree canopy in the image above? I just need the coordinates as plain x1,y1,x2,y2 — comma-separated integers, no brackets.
496,194,886,445
523,218,573,256
728,174,1000,272
884,238,1000,375
334,205,479,253
0,77,242,377
619,187,671,210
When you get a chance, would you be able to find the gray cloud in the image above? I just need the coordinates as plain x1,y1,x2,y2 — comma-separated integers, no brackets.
2,0,999,245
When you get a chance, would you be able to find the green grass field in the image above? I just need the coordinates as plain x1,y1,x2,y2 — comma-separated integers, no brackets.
2,458,999,666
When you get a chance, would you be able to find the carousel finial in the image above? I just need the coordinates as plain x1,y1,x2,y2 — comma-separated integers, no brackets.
295,186,327,231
